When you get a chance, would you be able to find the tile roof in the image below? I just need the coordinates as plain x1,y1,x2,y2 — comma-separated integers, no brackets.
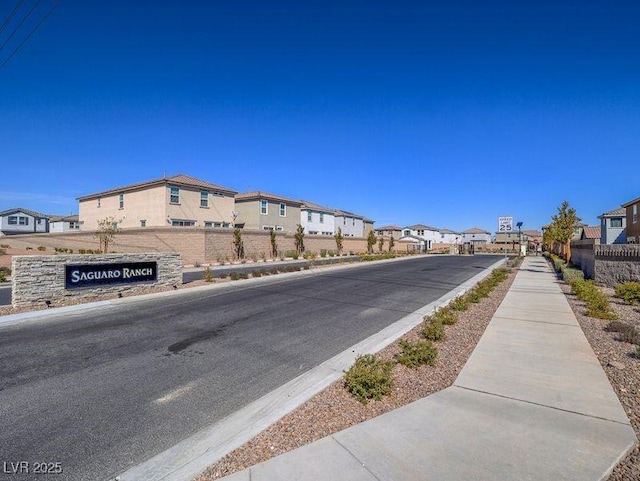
599,207,625,218
334,209,364,219
375,225,403,231
582,225,601,240
462,227,490,234
439,228,460,234
0,207,48,218
235,191,302,206
406,224,440,231
622,196,640,208
78,174,237,200
300,200,334,214
49,214,79,222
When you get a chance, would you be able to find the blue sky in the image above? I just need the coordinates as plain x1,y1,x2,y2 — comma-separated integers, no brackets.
1,0,639,233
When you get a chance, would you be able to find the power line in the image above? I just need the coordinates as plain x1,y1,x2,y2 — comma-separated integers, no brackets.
0,0,43,51
0,0,26,37
0,0,60,71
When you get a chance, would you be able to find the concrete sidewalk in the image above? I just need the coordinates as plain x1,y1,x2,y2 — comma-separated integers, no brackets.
220,256,637,481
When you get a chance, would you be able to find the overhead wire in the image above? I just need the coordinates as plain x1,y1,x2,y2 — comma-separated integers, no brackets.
0,0,27,37
0,0,43,51
0,0,60,71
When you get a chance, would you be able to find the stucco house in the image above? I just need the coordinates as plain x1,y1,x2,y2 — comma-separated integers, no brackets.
461,227,491,245
363,218,375,237
400,224,440,250
0,207,49,236
234,191,302,234
50,214,80,233
437,228,460,244
621,196,640,244
300,200,335,236
598,207,626,245
374,225,402,239
334,209,365,237
78,174,238,230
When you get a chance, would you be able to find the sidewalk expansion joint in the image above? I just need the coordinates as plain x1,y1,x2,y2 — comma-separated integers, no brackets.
492,315,579,327
453,385,631,427
331,436,383,481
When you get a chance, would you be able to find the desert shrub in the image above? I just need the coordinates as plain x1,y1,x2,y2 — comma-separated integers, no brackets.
344,354,394,404
560,265,584,283
229,273,240,281
636,346,640,359
269,268,279,275
0,248,5,256
584,290,617,320
0,266,9,282
449,295,469,311
25,246,33,251
303,251,317,261
0,244,9,248
251,270,263,278
615,282,640,306
605,321,640,345
433,308,458,325
284,250,297,259
320,249,328,258
203,266,214,283
570,279,596,301
421,318,445,341
552,257,566,273
238,272,249,279
395,340,438,368
37,246,46,251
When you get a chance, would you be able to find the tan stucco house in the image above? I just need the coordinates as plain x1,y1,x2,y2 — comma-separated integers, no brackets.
234,191,302,234
78,174,238,230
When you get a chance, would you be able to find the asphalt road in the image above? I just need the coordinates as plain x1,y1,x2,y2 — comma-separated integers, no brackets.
0,255,499,481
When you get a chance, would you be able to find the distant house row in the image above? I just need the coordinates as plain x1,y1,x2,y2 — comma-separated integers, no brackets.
372,225,493,250
0,174,374,237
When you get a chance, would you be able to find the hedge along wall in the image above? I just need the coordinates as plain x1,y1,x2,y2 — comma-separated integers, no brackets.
11,253,182,308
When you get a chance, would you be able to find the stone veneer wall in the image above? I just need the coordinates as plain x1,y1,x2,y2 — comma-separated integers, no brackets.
594,244,640,287
11,253,182,308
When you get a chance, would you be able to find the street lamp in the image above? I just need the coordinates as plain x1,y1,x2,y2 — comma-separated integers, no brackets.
516,221,523,255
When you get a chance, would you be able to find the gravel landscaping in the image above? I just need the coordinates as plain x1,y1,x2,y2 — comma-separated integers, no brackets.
195,263,519,480
560,281,640,480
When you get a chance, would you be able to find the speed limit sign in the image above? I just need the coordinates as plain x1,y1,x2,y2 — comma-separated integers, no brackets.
498,216,513,232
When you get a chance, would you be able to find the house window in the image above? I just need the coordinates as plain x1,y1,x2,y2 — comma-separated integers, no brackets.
97,198,101,208
260,200,268,215
70,222,79,229
343,218,347,225
140,220,146,227
404,230,410,236
170,186,180,204
352,218,355,226
8,216,29,226
610,218,623,228
204,222,212,228
263,225,273,231
119,194,124,209
171,220,195,227
223,222,230,228
200,191,208,208
276,226,284,231
213,222,222,228
279,203,286,216
634,205,638,224
418,230,424,236
307,212,312,222
309,230,319,235
320,213,324,223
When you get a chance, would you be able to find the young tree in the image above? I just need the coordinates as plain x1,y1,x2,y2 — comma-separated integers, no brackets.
378,235,384,253
388,236,395,252
366,230,377,254
294,224,305,255
549,201,581,263
96,216,120,253
334,227,344,255
270,229,278,259
233,228,245,260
